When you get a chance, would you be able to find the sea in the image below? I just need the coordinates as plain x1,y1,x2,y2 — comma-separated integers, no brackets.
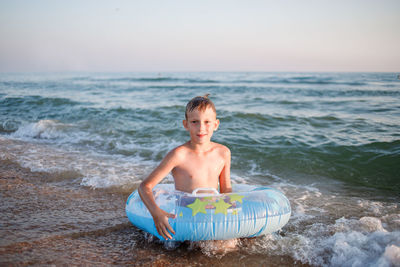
0,72,399,266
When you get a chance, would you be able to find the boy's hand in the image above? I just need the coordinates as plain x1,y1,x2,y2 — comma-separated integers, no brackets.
153,209,176,240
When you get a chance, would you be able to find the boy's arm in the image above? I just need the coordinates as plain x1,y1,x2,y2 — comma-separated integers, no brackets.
219,147,232,193
138,149,180,240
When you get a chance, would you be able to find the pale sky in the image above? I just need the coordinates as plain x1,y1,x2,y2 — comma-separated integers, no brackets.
0,0,399,72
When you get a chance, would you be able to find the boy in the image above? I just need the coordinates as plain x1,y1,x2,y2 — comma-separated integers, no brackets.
138,94,232,240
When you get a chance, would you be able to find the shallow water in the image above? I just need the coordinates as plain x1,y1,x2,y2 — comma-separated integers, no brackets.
1,72,399,266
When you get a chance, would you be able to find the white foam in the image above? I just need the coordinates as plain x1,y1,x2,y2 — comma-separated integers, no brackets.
359,217,387,233
272,182,325,222
12,119,71,140
251,216,400,267
230,173,250,184
244,160,286,183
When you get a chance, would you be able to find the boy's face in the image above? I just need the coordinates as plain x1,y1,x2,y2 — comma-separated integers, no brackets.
183,107,220,145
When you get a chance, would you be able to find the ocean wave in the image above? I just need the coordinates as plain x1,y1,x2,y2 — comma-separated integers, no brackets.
2,95,83,108
0,136,151,190
262,217,400,266
88,77,220,84
143,85,400,100
76,74,375,86
105,77,181,82
4,104,184,157
234,78,368,86
221,112,345,134
12,119,73,140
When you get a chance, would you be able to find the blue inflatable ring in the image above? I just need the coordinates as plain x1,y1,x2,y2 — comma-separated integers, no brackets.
126,184,291,241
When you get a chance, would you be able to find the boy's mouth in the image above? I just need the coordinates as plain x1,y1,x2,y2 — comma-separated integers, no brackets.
197,134,207,138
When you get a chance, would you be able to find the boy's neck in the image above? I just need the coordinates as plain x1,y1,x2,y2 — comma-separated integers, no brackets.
188,140,213,153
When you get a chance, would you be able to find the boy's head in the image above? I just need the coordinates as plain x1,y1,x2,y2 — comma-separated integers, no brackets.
183,94,219,144
185,94,217,120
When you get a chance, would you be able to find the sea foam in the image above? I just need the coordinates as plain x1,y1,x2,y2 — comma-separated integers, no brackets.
12,119,71,140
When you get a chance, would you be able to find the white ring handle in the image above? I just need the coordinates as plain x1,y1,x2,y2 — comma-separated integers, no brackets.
191,188,220,196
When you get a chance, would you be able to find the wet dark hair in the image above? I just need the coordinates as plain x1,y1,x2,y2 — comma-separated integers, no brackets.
185,94,216,119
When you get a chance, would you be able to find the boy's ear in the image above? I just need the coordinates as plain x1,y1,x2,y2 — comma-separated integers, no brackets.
183,120,188,130
214,119,220,131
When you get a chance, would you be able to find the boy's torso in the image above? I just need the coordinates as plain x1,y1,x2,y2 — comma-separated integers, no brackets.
172,142,226,193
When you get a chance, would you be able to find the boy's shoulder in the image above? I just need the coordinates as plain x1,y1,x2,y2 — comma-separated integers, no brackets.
166,142,190,158
212,142,231,156
170,143,189,155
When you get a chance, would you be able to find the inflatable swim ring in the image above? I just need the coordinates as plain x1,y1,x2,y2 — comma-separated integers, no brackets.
126,184,291,241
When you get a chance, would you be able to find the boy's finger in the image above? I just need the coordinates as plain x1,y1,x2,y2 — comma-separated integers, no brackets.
163,227,172,240
156,225,168,240
166,223,175,235
158,225,171,240
155,226,163,239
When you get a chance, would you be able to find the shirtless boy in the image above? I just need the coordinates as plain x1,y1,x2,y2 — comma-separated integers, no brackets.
138,95,232,240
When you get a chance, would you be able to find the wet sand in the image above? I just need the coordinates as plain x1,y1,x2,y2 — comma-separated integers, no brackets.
0,159,306,266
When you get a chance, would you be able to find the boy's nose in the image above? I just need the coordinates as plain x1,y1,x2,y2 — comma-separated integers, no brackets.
199,122,206,130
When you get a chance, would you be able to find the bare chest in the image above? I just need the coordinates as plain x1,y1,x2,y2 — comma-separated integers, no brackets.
172,152,225,189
